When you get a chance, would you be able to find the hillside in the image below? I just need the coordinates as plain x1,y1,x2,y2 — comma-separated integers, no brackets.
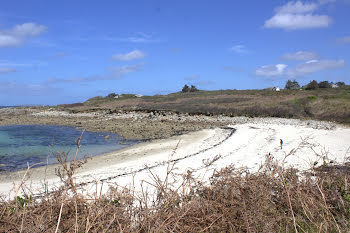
58,86,350,125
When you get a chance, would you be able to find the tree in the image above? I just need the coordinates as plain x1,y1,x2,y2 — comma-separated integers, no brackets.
190,85,198,92
305,80,318,90
318,81,331,88
106,93,117,98
285,79,300,90
336,81,345,87
182,85,190,93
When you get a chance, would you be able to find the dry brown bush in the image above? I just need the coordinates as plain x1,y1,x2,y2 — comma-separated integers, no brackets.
1,151,350,232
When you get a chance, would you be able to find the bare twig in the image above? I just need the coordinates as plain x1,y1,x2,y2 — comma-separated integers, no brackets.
55,201,64,233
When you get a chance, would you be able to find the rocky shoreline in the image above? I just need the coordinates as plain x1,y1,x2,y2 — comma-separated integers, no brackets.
0,107,337,140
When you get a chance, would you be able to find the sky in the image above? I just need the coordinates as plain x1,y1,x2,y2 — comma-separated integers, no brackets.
0,0,349,105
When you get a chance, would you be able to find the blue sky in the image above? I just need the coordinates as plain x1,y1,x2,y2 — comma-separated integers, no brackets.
0,0,349,105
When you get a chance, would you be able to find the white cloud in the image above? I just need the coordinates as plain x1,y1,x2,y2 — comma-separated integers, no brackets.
337,35,350,43
0,23,47,48
264,13,331,30
111,50,146,61
47,63,145,84
0,35,22,47
0,67,16,74
287,59,345,76
255,64,288,76
281,51,320,60
12,23,46,36
118,32,163,43
276,1,318,14
256,58,346,78
108,63,145,75
0,61,36,67
264,1,332,30
123,37,151,43
185,75,200,81
229,45,249,54
318,0,336,4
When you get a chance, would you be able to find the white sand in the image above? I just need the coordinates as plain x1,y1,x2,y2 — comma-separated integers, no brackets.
1,122,349,199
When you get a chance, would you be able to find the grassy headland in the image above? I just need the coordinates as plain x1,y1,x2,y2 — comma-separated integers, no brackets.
59,86,350,125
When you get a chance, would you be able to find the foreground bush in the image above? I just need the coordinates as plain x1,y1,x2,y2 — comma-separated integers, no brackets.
1,156,349,232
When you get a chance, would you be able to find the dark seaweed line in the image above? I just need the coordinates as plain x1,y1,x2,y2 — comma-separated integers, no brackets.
81,127,236,185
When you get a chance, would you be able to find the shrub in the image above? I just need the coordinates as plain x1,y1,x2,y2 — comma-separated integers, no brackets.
182,85,190,93
190,85,199,92
336,81,345,87
285,79,300,90
318,81,331,88
106,93,118,98
1,157,349,232
182,85,199,93
305,80,319,90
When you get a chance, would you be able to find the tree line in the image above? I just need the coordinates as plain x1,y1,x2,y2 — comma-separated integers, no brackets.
181,84,199,93
285,80,346,90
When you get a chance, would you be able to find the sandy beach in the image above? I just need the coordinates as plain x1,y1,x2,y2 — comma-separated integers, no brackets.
1,117,349,199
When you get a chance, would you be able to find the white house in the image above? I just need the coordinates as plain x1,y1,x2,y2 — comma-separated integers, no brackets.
331,84,338,88
265,86,281,91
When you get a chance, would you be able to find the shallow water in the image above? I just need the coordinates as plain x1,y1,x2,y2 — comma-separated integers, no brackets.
0,125,139,171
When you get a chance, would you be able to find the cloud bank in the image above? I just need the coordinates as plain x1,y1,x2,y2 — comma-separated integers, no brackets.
0,23,47,48
281,51,320,60
264,1,332,30
256,59,345,78
255,64,288,76
0,67,16,74
287,59,345,76
111,50,146,61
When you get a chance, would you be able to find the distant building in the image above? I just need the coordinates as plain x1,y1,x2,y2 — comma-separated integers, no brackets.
331,83,338,88
264,86,280,91
135,94,143,98
114,94,120,99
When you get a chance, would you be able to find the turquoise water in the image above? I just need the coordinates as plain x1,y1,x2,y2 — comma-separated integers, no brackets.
0,125,139,171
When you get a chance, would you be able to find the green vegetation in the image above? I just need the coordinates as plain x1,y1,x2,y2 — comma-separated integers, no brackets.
60,85,350,124
305,80,319,90
82,93,141,106
319,81,331,88
181,84,199,93
285,79,300,90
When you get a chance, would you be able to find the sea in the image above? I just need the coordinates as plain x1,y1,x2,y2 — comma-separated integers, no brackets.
0,124,139,172
0,106,15,109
